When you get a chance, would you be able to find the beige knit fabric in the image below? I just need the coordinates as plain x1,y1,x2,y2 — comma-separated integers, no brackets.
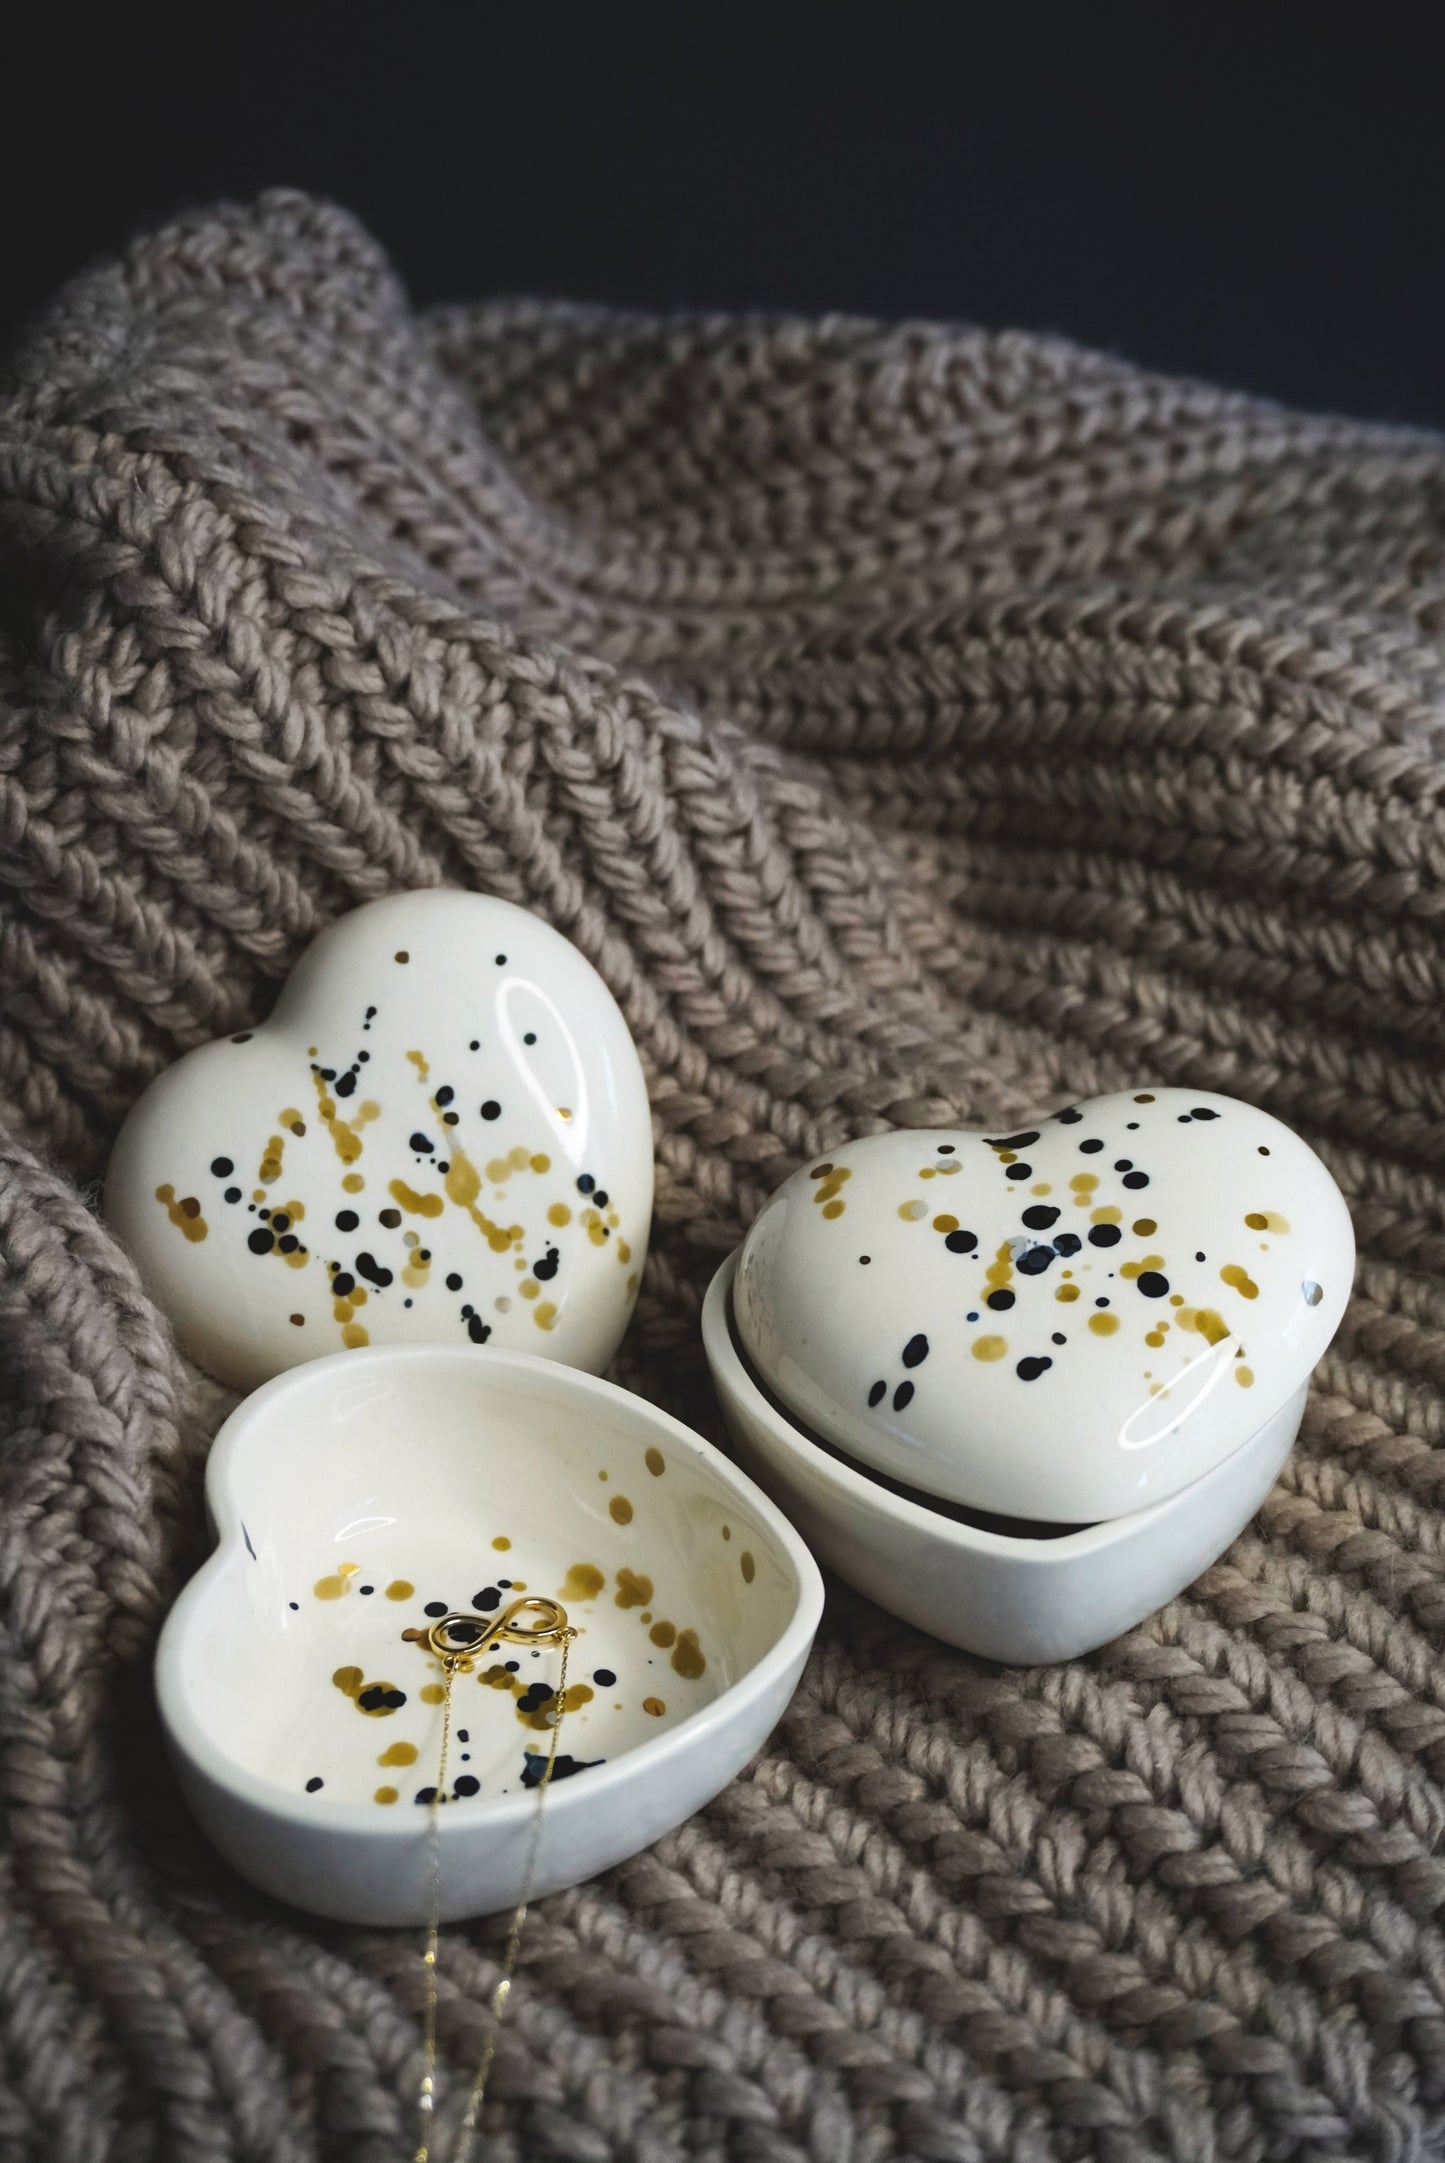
1,189,1443,2163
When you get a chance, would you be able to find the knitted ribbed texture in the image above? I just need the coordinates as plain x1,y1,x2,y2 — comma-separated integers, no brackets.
1,189,1444,2163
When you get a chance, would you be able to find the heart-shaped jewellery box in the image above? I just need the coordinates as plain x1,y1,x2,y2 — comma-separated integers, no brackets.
106,890,654,1390
702,1087,1354,1664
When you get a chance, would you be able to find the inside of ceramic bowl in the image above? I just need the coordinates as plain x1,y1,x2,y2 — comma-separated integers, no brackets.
729,1293,1087,1540
178,1356,799,1813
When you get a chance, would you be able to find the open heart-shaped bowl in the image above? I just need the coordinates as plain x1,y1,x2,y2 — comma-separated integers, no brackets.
156,1346,822,1924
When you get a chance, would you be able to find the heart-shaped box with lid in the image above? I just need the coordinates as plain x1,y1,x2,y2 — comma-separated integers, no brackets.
704,1087,1353,1663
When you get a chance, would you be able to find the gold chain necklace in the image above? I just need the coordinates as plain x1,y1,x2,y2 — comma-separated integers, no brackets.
414,1595,577,2163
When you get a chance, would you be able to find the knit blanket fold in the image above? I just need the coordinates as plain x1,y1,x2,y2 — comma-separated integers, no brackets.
1,187,1443,2162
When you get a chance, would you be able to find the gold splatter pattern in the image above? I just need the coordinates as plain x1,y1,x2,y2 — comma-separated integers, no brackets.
645,1447,665,1477
561,1563,605,1601
182,1000,642,1376
609,1495,633,1525
809,1162,852,1220
331,1667,405,1716
446,1148,523,1253
671,1629,706,1680
615,1568,653,1608
982,1239,1015,1314
481,1665,596,1728
310,1069,380,1165
1177,1306,1231,1345
154,1185,208,1243
388,1176,444,1219
1220,1264,1260,1300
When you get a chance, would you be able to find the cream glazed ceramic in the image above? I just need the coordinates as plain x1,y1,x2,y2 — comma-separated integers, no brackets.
155,1345,823,1925
106,890,654,1390
732,1087,1353,1525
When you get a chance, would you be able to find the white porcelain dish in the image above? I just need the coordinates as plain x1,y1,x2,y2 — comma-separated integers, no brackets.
108,890,654,1391
156,1344,822,1924
705,1252,1303,1665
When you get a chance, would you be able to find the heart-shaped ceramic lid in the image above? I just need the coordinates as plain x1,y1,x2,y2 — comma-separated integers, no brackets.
733,1087,1353,1523
106,890,653,1391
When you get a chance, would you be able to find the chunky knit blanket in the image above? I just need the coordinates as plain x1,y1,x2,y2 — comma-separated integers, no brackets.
1,189,1443,2163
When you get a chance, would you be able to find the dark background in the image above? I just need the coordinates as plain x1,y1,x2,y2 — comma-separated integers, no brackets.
7,5,1443,426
